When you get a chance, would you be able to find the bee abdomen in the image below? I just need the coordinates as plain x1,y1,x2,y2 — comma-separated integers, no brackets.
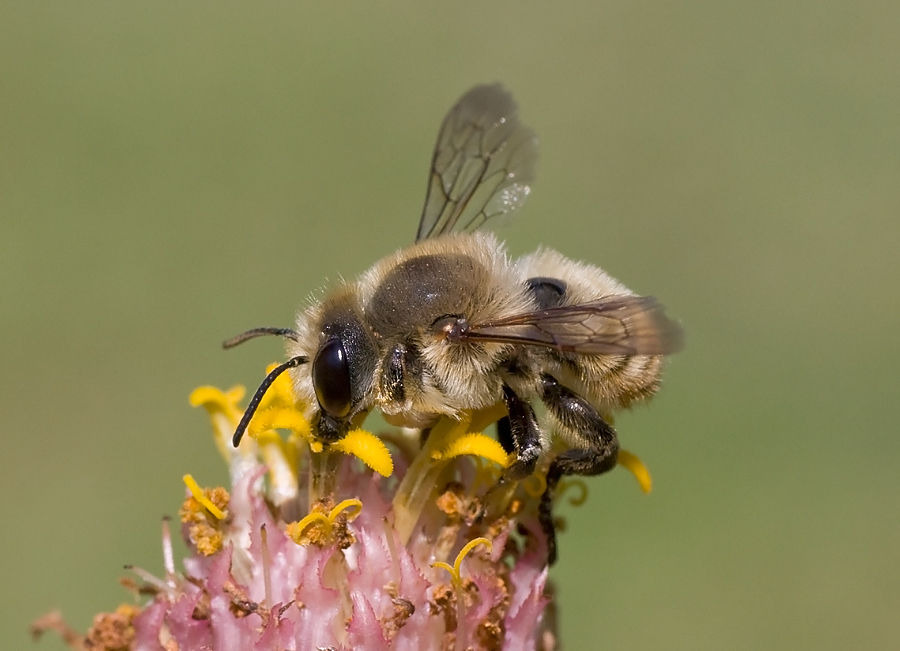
602,354,663,408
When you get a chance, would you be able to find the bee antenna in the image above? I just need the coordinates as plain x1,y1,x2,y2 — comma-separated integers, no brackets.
222,327,300,349
232,355,308,447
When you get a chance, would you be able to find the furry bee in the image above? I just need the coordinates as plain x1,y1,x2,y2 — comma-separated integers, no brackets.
225,84,682,563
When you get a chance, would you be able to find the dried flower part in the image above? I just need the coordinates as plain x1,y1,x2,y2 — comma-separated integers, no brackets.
36,364,654,650
179,482,230,556
83,605,140,651
30,611,86,650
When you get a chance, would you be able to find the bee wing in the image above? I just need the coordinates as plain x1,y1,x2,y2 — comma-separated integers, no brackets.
462,296,684,355
416,83,538,242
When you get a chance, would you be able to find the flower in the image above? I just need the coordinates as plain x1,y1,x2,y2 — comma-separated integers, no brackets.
33,364,652,650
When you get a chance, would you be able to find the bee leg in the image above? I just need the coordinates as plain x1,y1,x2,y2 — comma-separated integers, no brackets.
496,415,513,455
470,385,542,523
500,384,542,481
539,374,619,565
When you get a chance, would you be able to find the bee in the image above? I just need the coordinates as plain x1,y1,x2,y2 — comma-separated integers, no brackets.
225,84,682,563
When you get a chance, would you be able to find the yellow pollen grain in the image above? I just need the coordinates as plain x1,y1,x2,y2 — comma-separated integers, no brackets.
431,536,493,586
618,448,653,493
182,474,226,519
192,528,224,556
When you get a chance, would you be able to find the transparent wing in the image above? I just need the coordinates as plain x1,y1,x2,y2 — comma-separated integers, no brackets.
416,83,538,241
462,295,684,355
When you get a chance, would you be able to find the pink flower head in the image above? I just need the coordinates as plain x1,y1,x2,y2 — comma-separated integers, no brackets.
34,365,653,651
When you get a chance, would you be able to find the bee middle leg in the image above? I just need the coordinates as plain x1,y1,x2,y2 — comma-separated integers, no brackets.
470,385,542,522
539,373,619,565
499,384,542,481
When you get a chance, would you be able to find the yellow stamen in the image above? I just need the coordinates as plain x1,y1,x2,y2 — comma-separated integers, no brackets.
286,498,364,546
260,362,299,409
189,386,246,462
430,432,510,468
255,429,303,506
328,498,363,524
189,385,245,418
471,456,503,493
392,404,510,544
555,478,589,506
331,429,394,477
179,485,229,555
287,512,330,544
467,402,508,434
182,474,225,519
523,472,547,498
391,415,469,544
431,537,493,586
618,448,653,493
192,365,320,505
248,407,312,443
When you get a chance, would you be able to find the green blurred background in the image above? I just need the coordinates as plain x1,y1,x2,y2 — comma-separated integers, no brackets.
2,2,898,649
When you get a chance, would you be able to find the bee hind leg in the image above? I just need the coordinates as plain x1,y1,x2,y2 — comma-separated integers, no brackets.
539,373,619,565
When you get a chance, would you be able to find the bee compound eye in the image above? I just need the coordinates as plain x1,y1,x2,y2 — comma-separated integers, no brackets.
312,337,352,418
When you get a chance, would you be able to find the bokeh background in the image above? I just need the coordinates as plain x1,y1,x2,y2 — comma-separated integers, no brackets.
2,2,898,649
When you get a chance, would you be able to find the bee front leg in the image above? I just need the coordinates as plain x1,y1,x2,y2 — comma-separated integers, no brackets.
539,374,619,565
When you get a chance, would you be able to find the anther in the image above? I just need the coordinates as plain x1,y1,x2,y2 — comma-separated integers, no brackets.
431,536,493,586
182,474,225,519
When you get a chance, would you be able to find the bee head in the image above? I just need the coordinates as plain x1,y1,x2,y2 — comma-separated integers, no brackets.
224,293,378,447
310,301,378,441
